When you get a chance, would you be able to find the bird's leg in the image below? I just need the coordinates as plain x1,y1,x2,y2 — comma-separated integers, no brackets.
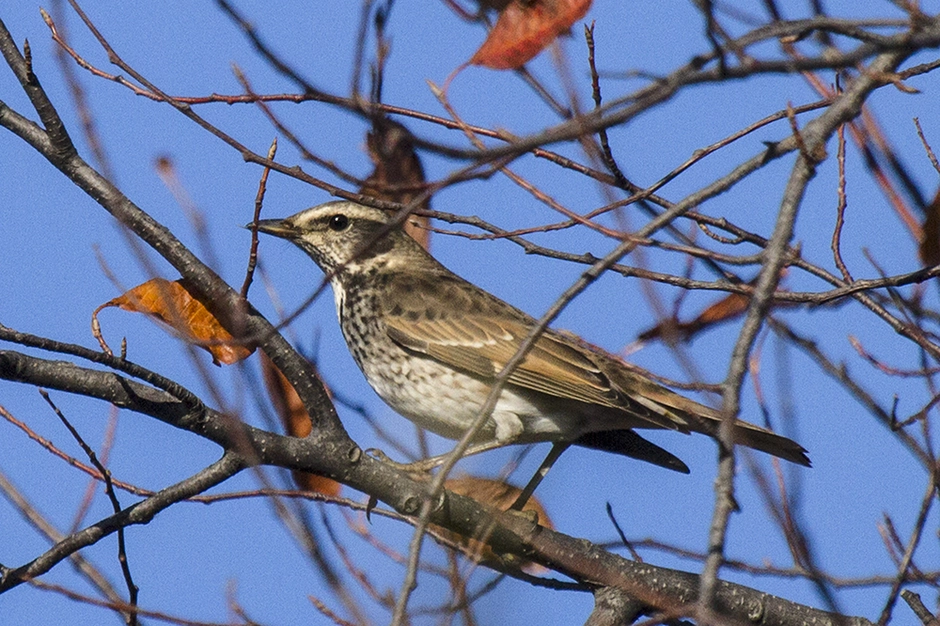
366,440,508,473
510,442,571,511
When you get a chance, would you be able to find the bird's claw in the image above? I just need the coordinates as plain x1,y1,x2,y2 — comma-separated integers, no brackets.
365,447,394,464
365,448,441,474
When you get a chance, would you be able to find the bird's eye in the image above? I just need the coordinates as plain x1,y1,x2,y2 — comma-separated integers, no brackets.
328,214,349,231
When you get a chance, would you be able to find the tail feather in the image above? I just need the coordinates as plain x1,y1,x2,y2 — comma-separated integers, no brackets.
730,422,811,466
605,362,811,467
574,430,690,474
675,406,811,467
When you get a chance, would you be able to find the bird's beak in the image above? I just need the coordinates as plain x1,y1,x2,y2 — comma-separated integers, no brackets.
247,218,298,240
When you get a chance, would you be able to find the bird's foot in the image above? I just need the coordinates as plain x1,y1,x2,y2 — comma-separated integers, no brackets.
364,448,452,474
364,448,431,473
366,440,508,474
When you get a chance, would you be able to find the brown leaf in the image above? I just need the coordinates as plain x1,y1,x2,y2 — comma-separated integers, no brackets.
359,117,432,250
260,352,342,497
637,293,752,344
433,476,553,573
469,0,592,70
694,292,751,326
919,186,940,267
474,0,514,13
94,278,253,365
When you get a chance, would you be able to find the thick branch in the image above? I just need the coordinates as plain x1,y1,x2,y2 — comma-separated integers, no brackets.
0,350,869,625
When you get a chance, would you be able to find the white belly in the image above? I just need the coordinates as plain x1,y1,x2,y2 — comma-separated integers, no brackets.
360,351,569,444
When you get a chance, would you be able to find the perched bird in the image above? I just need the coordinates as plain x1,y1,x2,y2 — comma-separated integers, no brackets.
254,201,810,473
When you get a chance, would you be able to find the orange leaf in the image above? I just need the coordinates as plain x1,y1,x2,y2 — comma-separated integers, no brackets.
94,278,254,365
919,186,940,267
693,292,751,326
358,118,432,251
637,269,798,344
260,353,342,498
434,476,553,573
636,293,751,343
469,0,592,70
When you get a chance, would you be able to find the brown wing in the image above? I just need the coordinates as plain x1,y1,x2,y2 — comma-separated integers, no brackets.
382,271,811,467
382,272,690,432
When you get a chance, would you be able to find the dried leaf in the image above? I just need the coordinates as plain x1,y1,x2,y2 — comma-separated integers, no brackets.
474,0,514,13
637,293,751,343
919,186,940,267
260,352,342,497
469,0,592,70
359,118,432,250
434,476,553,573
693,292,752,326
94,278,253,365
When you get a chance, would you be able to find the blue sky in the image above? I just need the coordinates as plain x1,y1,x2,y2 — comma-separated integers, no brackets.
2,2,940,624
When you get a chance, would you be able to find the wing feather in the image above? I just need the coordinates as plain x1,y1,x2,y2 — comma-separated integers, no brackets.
382,274,688,431
380,272,810,465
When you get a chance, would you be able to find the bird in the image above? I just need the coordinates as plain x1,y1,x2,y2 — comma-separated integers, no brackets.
253,201,810,473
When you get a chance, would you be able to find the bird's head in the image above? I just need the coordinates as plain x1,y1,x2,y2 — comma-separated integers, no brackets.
251,201,425,274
